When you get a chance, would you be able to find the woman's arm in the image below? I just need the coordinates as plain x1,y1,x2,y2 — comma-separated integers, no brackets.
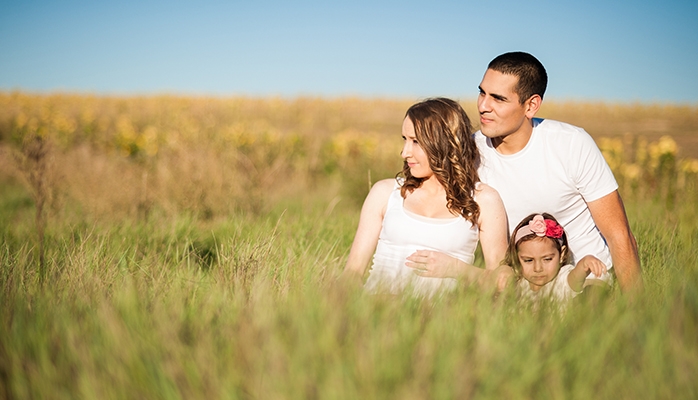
341,179,394,283
474,184,509,271
473,184,513,290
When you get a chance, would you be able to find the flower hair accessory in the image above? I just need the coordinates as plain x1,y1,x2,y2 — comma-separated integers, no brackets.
514,214,564,244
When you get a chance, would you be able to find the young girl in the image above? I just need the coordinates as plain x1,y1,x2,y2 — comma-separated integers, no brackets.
504,213,608,307
342,98,510,297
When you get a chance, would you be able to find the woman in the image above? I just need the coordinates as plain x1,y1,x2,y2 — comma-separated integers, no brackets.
342,98,510,297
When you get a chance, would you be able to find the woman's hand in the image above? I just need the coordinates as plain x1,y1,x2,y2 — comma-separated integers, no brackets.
405,250,462,278
492,265,516,292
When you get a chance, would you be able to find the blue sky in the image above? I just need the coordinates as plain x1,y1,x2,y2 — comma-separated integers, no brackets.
1,0,697,104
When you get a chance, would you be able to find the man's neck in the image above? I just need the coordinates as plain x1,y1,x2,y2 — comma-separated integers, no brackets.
491,120,534,155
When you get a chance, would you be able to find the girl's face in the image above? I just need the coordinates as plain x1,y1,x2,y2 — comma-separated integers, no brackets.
517,237,562,291
401,117,433,179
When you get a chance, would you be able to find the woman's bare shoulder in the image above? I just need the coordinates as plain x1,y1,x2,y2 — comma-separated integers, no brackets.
475,183,503,203
370,178,397,193
363,178,397,205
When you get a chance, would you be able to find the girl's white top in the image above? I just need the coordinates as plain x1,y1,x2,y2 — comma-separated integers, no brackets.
517,264,583,308
363,181,479,297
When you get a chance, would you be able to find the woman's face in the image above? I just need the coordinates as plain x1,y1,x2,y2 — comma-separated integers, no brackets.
401,117,432,179
517,237,562,291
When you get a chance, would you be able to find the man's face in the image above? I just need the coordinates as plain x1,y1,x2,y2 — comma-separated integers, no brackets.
477,69,531,140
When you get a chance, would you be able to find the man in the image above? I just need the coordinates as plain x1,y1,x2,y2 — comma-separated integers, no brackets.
474,51,642,294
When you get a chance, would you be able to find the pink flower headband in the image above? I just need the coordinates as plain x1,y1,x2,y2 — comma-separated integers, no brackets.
513,214,565,244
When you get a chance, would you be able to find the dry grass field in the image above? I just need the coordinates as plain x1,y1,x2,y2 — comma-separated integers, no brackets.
1,92,697,399
1,92,696,218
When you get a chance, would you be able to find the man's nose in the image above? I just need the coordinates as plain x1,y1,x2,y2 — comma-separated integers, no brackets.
478,96,490,113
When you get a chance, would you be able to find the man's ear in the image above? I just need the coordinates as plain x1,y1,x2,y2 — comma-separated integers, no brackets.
524,94,542,119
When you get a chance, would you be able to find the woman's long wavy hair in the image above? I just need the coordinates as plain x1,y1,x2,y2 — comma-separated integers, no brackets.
399,98,480,226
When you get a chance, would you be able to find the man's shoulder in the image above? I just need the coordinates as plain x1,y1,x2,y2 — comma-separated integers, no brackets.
534,118,596,149
534,118,587,135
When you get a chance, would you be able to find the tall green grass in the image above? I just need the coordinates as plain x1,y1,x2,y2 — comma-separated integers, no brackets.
1,179,697,399
1,94,697,399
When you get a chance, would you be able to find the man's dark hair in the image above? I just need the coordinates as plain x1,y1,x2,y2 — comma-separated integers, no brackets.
488,52,548,104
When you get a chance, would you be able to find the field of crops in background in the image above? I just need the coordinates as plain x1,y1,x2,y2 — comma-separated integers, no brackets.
1,92,697,399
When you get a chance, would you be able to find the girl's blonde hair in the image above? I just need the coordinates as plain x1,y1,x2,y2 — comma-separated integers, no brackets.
399,98,480,226
503,212,572,278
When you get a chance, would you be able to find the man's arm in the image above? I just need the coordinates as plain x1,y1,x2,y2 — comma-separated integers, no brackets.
587,190,643,294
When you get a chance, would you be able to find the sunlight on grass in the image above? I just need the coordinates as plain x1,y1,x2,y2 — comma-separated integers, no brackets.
1,93,697,398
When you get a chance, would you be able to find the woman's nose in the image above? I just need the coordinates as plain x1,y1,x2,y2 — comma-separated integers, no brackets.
401,142,410,158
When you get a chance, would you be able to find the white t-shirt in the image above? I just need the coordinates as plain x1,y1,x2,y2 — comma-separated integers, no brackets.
475,118,617,273
364,181,479,297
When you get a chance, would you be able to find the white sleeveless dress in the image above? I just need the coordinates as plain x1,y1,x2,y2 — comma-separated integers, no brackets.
363,181,480,297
